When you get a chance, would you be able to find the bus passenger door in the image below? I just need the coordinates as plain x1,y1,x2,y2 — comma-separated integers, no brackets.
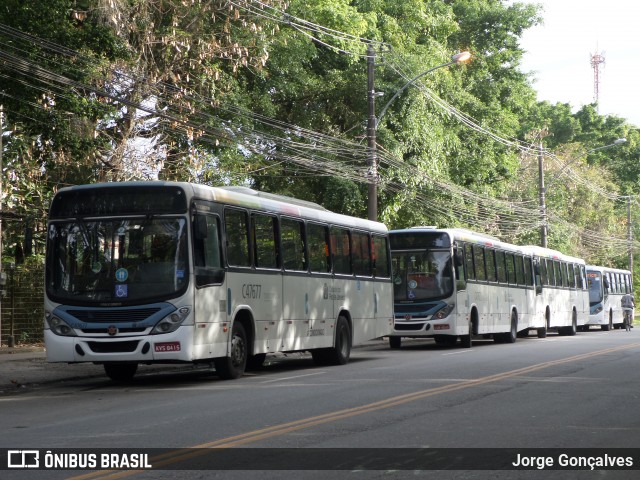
192,213,228,357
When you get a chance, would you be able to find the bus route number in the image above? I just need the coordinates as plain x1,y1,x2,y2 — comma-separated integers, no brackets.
242,284,262,299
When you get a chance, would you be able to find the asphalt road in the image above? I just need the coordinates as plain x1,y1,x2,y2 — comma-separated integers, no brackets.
2,329,640,480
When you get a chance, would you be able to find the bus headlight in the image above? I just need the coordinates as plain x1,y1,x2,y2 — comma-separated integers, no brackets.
151,306,191,335
433,304,455,320
45,313,78,337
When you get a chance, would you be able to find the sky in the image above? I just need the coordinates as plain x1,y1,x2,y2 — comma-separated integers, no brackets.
514,0,640,127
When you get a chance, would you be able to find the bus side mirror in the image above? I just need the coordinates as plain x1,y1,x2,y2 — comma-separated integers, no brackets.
194,215,208,240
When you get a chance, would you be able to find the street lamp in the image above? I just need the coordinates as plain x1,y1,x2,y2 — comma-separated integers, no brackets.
376,51,471,128
538,137,627,247
366,50,471,220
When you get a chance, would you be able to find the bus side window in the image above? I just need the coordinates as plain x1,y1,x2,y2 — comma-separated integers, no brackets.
454,246,466,291
352,231,372,277
308,223,330,273
515,255,525,286
568,264,576,289
193,214,224,286
372,235,390,278
533,259,543,294
281,218,307,271
464,243,475,281
473,246,486,281
505,253,516,285
330,227,352,275
252,213,279,269
225,208,251,268
496,250,507,284
485,249,497,282
524,256,534,287
539,259,548,286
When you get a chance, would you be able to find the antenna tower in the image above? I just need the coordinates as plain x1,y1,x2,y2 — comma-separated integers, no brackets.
590,51,605,109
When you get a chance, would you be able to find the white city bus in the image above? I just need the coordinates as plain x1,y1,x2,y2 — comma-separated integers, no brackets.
44,182,393,381
524,245,589,337
388,227,537,348
585,265,633,330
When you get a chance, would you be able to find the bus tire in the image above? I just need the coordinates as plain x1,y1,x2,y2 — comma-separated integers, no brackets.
505,312,517,343
214,322,248,380
389,336,402,349
461,319,473,348
104,363,138,383
559,312,577,336
312,316,351,366
537,327,547,338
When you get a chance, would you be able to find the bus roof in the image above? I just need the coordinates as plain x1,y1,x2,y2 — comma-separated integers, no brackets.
522,245,586,265
389,227,529,253
585,264,632,275
51,181,388,234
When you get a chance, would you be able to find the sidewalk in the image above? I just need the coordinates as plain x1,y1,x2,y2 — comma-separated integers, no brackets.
0,338,390,394
0,345,108,394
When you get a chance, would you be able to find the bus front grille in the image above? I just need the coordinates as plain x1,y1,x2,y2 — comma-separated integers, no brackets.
87,341,140,353
67,308,162,323
394,323,426,331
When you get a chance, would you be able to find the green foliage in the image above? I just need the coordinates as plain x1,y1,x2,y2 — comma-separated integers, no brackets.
1,0,639,278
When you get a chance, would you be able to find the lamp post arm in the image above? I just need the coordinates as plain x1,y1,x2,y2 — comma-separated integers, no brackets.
375,60,455,128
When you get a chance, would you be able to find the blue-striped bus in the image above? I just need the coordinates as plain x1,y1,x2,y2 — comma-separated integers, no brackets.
44,182,394,381
388,227,537,348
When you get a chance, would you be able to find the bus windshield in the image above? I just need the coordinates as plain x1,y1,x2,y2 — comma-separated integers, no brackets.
587,272,603,305
46,217,189,304
392,249,453,302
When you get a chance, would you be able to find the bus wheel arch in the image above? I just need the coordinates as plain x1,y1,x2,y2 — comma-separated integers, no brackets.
461,307,478,349
215,310,252,380
559,308,578,336
602,310,613,331
507,309,518,343
496,309,517,344
312,312,352,366
545,306,551,330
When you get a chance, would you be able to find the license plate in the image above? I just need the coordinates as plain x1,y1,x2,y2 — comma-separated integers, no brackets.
154,342,181,352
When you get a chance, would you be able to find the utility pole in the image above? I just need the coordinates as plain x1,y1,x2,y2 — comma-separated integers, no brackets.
0,105,3,347
628,196,633,276
366,43,377,221
537,129,549,248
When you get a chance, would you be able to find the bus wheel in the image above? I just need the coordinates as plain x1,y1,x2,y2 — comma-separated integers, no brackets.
104,363,138,383
505,312,517,343
389,336,402,349
461,320,472,349
568,313,577,336
312,316,352,366
214,322,248,380
537,327,547,338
